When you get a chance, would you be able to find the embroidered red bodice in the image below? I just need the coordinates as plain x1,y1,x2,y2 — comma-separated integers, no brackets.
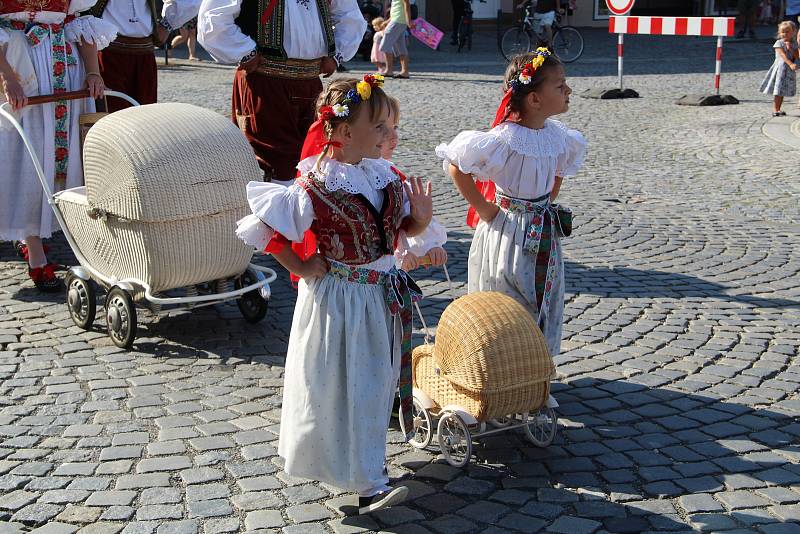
297,174,405,265
0,0,68,15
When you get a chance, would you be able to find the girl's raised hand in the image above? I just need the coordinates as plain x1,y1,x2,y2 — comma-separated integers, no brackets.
405,176,433,226
2,75,27,111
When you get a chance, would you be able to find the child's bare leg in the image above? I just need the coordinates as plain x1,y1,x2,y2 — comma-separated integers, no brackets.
774,95,784,113
188,29,197,59
25,236,47,268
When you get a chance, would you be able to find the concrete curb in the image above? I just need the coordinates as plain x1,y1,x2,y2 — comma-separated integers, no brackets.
762,112,800,149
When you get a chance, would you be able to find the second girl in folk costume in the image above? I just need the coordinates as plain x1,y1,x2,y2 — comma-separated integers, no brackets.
88,0,199,112
198,0,366,184
1,0,116,290
437,49,586,358
236,76,439,514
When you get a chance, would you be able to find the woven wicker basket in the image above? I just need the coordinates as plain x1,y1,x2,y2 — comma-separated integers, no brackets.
55,103,260,293
413,292,555,421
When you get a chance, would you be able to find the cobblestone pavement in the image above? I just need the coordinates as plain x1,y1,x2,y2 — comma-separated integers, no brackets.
1,27,799,534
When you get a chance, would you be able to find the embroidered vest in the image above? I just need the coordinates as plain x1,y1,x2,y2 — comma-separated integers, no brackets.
235,0,335,61
86,0,158,34
298,174,405,265
1,0,68,15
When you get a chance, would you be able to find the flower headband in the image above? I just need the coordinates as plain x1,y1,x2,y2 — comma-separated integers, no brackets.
509,47,552,92
319,74,385,122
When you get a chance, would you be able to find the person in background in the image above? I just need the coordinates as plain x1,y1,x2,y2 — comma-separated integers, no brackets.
451,0,464,46
371,17,388,74
759,21,798,116
170,16,199,61
380,0,411,79
736,0,758,39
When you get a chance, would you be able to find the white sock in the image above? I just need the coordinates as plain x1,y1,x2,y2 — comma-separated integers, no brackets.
358,484,391,498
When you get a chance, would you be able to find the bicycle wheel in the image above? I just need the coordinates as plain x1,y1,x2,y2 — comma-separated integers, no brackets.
552,26,584,63
500,26,533,62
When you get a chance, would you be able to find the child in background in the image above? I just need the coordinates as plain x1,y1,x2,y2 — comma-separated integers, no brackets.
436,49,586,358
371,17,388,74
382,96,447,271
760,21,799,116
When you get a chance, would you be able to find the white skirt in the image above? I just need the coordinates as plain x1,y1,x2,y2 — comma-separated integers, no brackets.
467,209,565,357
278,264,401,493
0,30,93,241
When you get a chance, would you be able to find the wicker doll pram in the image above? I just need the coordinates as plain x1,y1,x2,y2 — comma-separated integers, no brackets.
410,291,559,467
0,93,277,350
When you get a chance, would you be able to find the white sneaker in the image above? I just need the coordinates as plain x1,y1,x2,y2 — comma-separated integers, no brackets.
358,486,409,515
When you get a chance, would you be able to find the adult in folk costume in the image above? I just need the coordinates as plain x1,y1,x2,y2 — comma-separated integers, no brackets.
87,0,200,112
197,0,366,184
1,0,116,290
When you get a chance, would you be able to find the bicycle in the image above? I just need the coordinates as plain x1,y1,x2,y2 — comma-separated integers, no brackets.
456,0,486,53
499,2,584,63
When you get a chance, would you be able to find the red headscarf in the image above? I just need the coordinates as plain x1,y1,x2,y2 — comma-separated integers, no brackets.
465,89,515,228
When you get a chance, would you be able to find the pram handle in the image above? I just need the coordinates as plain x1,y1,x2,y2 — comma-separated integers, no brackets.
22,90,140,108
26,89,92,106
418,254,432,266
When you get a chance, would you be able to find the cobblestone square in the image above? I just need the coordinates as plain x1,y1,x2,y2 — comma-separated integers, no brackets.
1,27,799,533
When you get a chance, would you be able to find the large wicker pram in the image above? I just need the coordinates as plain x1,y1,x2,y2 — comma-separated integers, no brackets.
410,291,559,467
0,93,276,349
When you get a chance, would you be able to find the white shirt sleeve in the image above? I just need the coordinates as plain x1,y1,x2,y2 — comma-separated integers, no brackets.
556,128,587,177
197,0,256,64
238,181,315,244
435,130,511,184
329,0,367,63
162,0,202,30
64,15,119,49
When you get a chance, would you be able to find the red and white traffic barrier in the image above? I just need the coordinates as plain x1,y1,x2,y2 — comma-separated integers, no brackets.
609,16,735,95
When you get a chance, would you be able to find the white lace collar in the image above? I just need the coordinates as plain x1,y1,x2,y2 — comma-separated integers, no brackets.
297,156,398,195
491,120,572,158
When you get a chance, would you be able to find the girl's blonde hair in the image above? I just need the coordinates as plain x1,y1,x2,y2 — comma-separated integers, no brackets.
778,20,797,37
372,17,386,31
314,78,390,168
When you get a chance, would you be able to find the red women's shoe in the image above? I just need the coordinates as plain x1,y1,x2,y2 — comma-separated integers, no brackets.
13,241,50,262
28,263,64,293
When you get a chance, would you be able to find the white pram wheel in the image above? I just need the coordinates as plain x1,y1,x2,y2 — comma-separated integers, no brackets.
105,287,137,349
523,406,558,447
236,268,268,323
408,398,433,449
437,411,472,467
66,274,96,330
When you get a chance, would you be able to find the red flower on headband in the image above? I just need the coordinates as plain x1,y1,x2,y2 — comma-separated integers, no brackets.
522,67,533,77
364,74,376,86
319,105,336,121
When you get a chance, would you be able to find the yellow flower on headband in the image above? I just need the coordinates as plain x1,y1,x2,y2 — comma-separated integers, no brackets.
373,74,385,86
357,81,372,101
532,55,545,69
536,46,550,54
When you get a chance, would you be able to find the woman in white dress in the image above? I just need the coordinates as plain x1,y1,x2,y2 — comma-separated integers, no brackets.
0,0,116,291
236,76,441,515
436,49,586,358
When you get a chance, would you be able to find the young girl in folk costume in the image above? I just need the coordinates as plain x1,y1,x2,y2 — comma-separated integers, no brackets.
436,49,586,358
0,0,115,291
382,96,447,271
371,17,388,74
760,21,799,116
236,76,438,514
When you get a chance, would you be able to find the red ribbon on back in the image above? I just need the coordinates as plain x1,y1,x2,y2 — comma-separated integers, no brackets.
466,89,515,228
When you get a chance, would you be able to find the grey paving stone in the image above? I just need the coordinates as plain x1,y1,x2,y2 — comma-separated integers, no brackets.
678,493,724,514
281,484,328,504
180,468,224,485
231,491,284,511
327,515,379,534
140,487,182,505
99,447,143,461
202,518,240,534
136,456,192,473
27,522,79,534
39,489,90,504
285,503,334,523
85,490,137,507
54,506,101,524
688,513,739,531
136,505,183,521
716,490,771,510
116,474,171,489
187,499,232,519
546,515,602,534
0,490,39,511
244,510,284,530
236,476,282,492
99,506,135,521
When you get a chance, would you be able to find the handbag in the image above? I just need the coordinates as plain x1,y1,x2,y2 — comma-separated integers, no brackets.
551,204,572,237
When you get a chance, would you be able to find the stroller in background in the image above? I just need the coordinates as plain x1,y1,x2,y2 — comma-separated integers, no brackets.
0,92,277,349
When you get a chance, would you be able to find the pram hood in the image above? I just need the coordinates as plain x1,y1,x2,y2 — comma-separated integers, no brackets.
81,103,261,224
